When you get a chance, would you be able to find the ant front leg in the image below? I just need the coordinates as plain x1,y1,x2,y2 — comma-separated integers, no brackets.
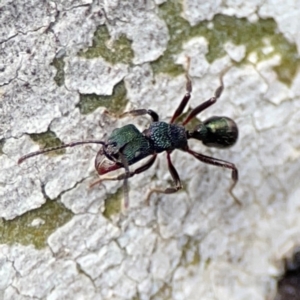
146,152,182,205
170,74,192,124
170,56,193,124
187,149,240,205
119,152,130,209
182,68,228,126
104,109,159,122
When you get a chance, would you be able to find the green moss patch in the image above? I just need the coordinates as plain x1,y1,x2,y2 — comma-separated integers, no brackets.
152,1,299,85
0,199,73,249
77,80,128,115
103,187,123,218
29,130,65,156
0,139,5,155
79,25,134,65
51,56,65,87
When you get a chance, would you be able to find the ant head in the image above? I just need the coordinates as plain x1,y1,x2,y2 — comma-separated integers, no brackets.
187,116,238,148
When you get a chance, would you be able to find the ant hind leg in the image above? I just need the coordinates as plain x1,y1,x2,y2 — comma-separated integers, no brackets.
187,149,241,206
146,152,182,205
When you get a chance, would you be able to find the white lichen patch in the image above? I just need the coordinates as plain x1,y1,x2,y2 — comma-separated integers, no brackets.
51,4,105,56
0,29,79,138
0,136,45,219
175,37,210,78
221,0,264,19
0,0,56,43
104,1,169,64
259,0,300,51
182,0,264,26
183,0,222,25
0,244,96,299
65,57,128,95
224,42,246,62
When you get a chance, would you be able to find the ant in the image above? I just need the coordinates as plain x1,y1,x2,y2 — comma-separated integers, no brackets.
19,70,239,208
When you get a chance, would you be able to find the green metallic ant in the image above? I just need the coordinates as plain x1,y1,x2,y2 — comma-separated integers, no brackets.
19,73,239,208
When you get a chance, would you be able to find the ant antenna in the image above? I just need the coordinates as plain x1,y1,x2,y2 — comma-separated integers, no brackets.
18,140,105,164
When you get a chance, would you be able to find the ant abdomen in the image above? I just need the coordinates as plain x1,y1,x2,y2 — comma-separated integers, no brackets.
202,116,238,148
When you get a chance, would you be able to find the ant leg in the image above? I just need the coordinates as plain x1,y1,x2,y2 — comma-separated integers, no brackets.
146,152,182,205
187,149,240,205
118,109,159,122
119,152,130,209
90,154,157,187
182,69,228,126
170,75,192,124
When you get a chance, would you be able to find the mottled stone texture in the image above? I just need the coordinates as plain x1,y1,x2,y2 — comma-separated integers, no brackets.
0,0,300,299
